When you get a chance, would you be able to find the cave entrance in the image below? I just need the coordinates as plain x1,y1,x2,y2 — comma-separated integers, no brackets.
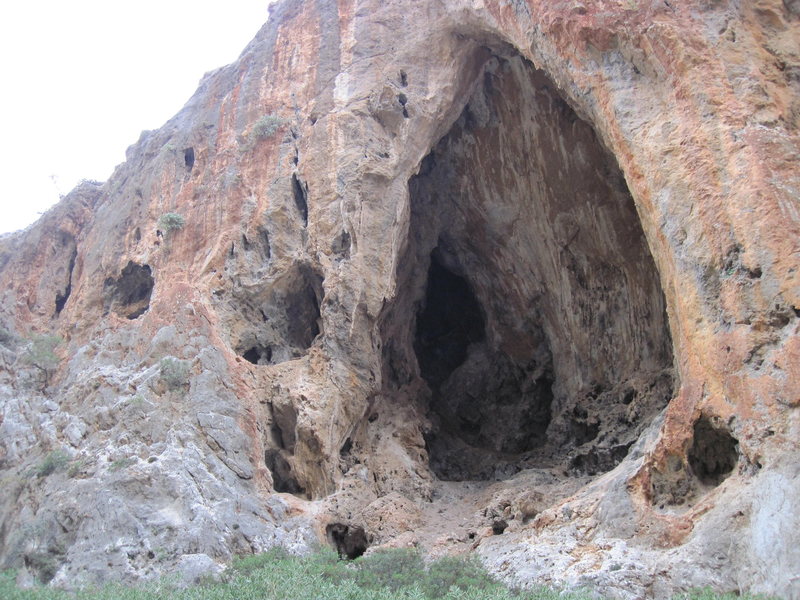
388,52,675,482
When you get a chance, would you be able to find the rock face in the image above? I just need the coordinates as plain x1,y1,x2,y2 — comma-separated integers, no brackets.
0,0,798,597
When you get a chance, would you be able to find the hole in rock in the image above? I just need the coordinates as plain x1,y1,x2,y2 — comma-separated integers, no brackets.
687,417,738,486
292,174,308,226
184,147,195,170
380,51,675,483
103,261,154,320
326,523,368,560
414,255,486,388
221,264,323,365
54,234,78,316
242,345,272,365
331,230,351,257
492,520,508,535
265,448,306,496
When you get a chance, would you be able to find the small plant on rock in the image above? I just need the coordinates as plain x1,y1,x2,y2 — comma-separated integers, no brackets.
251,114,287,141
31,450,71,478
20,334,62,391
157,212,185,234
109,457,136,472
159,357,191,391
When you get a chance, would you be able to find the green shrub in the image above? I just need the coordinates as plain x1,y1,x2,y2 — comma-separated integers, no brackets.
20,334,62,390
157,213,185,233
109,457,136,472
0,549,778,600
251,114,287,141
159,357,190,391
350,547,426,592
422,554,500,598
31,450,70,478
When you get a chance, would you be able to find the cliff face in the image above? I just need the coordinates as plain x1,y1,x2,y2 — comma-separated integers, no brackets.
1,0,799,597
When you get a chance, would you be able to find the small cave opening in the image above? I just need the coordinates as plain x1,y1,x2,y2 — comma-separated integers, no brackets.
223,264,323,365
292,174,309,226
103,261,154,320
184,147,195,170
687,417,739,486
242,345,272,365
265,448,306,496
381,51,675,484
414,255,485,388
326,523,368,560
54,237,78,316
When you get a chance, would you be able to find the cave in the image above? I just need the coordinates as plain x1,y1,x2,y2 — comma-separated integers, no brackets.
184,147,195,170
103,261,154,320
383,51,675,482
687,417,739,486
265,448,306,495
54,232,78,316
292,174,308,226
220,263,323,365
326,523,368,560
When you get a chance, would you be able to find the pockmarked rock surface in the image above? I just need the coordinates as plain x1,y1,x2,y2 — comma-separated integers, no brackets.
1,0,799,597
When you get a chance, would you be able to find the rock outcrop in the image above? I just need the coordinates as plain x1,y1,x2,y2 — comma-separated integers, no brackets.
1,0,799,597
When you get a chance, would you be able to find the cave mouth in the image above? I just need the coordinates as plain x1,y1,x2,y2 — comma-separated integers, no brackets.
222,263,323,366
687,417,739,486
414,253,556,480
103,261,154,320
386,51,675,482
326,524,368,560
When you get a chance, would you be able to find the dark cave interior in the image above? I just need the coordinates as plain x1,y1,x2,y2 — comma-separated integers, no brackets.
381,51,676,482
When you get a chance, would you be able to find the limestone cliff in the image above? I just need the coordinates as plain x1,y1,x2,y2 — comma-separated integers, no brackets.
1,0,799,597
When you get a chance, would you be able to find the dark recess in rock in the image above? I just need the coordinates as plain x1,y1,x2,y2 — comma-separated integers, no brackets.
381,52,674,483
243,345,272,365
492,519,508,535
184,147,195,170
225,264,323,364
103,261,154,319
570,443,633,476
265,448,306,496
326,523,368,559
688,416,739,485
332,230,351,257
55,237,78,316
292,174,308,226
414,254,485,388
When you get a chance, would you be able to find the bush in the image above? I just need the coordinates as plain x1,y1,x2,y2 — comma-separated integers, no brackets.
349,548,426,592
157,213,185,233
251,114,287,141
109,457,136,472
159,357,191,391
31,450,71,478
20,334,62,390
0,549,777,600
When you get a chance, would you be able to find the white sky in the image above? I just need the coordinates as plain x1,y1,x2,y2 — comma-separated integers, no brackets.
0,0,273,235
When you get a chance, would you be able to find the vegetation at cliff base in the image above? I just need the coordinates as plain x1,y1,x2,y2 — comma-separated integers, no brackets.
0,548,774,600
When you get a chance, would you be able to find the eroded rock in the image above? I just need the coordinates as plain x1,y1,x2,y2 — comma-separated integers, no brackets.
0,0,799,597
